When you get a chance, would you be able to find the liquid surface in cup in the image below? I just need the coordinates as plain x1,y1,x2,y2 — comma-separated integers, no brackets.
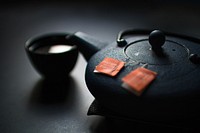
34,44,75,54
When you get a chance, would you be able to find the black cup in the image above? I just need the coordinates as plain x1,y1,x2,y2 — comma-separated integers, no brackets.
25,33,78,80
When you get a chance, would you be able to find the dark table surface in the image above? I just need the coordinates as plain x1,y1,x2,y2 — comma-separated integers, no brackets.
1,1,200,132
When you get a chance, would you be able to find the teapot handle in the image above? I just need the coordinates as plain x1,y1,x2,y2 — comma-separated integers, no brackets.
117,29,151,47
116,29,200,47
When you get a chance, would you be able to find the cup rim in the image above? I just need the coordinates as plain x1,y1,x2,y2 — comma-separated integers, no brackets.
25,33,77,55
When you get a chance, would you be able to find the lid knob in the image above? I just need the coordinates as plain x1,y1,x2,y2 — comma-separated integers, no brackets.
149,30,166,51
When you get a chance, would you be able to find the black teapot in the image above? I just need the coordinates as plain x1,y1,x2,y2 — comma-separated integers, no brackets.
68,29,200,125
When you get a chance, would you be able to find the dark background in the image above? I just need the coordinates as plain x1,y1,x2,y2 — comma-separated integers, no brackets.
0,0,200,132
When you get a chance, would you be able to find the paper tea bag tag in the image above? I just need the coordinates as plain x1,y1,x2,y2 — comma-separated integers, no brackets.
94,57,125,76
122,67,157,96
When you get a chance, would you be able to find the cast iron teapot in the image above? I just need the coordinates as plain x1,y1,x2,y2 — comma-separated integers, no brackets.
68,29,200,125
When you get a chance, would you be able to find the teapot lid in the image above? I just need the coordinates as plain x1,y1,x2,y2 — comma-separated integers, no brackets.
125,31,189,65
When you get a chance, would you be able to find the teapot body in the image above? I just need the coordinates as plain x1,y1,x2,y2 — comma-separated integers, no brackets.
84,32,200,122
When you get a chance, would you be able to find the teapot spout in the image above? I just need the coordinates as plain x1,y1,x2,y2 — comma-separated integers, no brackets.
67,32,108,61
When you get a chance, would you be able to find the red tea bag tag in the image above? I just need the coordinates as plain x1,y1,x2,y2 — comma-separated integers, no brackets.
122,67,157,96
94,57,125,76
